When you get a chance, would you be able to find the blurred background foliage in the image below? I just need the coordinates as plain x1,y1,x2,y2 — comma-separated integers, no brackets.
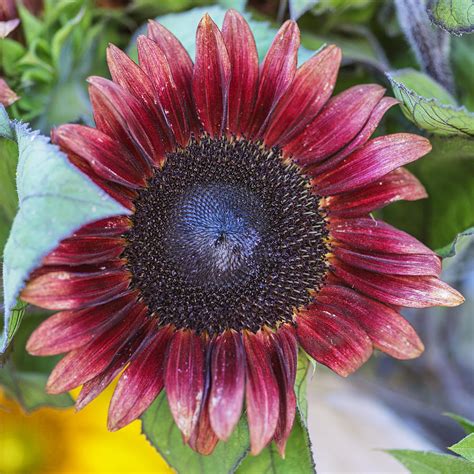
0,0,473,473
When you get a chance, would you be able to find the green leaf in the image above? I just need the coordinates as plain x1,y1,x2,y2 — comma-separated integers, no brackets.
381,136,474,251
450,433,474,462
0,137,19,224
289,0,318,20
128,6,315,64
0,105,130,353
295,351,311,423
437,227,474,258
0,361,73,411
386,450,474,474
236,415,315,474
387,69,474,137
141,392,250,474
445,413,474,434
427,0,474,36
17,4,44,47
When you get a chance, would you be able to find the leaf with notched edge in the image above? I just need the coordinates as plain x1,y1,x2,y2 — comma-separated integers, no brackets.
427,0,474,36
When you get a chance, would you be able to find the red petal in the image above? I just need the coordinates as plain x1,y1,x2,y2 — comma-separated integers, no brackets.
332,246,441,276
326,168,427,217
43,236,125,266
88,76,168,166
21,268,131,310
307,97,399,177
72,216,131,238
193,14,231,137
209,331,245,441
67,153,137,211
26,292,138,356
244,331,280,455
46,303,146,394
137,35,194,147
108,325,172,430
106,44,175,148
271,326,297,456
317,285,424,359
53,124,147,189
285,85,385,165
313,134,432,195
329,217,435,255
0,76,19,106
188,393,219,455
222,9,259,136
297,306,372,377
265,45,341,147
75,319,153,410
147,20,196,134
331,261,464,308
249,20,300,138
165,330,206,441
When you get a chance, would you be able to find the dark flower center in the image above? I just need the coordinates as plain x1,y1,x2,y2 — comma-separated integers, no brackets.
124,136,329,334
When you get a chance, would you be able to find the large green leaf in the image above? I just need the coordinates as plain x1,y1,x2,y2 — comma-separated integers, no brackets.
387,69,474,137
450,433,474,462
427,0,474,36
387,450,474,474
0,105,130,353
295,351,311,423
236,415,315,474
128,5,315,64
141,392,250,474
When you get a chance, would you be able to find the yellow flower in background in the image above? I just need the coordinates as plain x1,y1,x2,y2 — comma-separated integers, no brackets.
0,386,173,474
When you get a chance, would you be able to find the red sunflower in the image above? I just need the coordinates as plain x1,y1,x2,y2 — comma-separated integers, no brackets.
23,10,463,456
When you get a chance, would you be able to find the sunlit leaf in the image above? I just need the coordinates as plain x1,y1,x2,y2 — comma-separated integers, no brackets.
0,105,129,353
289,0,318,20
387,69,474,137
450,433,474,462
387,450,474,473
427,0,474,35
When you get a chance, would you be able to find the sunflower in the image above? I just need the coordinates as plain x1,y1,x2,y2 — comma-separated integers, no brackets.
23,10,463,456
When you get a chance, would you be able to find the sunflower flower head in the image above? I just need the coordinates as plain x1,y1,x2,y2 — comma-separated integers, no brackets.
23,10,464,456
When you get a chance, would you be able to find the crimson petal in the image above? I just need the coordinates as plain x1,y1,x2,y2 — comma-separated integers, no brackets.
193,14,231,137
244,331,280,455
222,9,259,136
286,85,385,165
330,217,435,255
108,326,172,430
52,125,147,189
297,305,372,377
312,134,432,195
26,292,138,356
147,20,196,133
137,35,193,146
249,20,300,138
332,261,464,308
326,168,427,217
271,326,298,456
332,247,442,276
165,330,206,441
88,76,168,166
307,97,398,177
265,45,341,147
43,235,125,266
317,285,424,359
21,268,131,310
45,303,146,394
107,44,175,147
188,391,219,455
209,331,245,441
72,216,131,238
